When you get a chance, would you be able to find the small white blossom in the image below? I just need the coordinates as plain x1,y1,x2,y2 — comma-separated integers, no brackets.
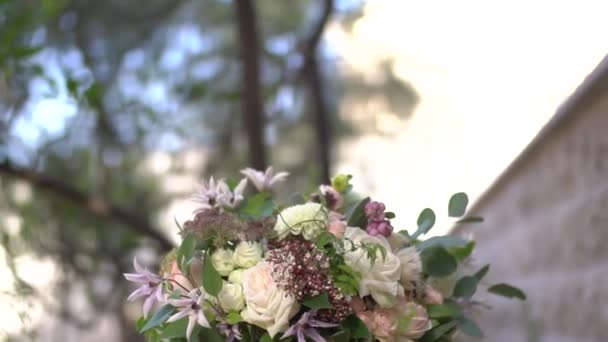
217,178,247,208
240,167,288,192
192,177,224,212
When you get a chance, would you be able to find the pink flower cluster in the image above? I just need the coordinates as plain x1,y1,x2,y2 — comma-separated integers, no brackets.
364,201,394,237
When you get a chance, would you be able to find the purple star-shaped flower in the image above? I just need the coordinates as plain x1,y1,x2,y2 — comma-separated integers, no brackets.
166,289,210,341
124,258,164,317
282,310,338,342
218,322,243,342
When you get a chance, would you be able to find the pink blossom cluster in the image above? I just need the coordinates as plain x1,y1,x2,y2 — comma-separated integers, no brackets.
364,201,394,237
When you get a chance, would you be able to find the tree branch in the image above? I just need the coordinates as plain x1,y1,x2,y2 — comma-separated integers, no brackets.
0,160,173,251
301,0,335,183
234,0,267,170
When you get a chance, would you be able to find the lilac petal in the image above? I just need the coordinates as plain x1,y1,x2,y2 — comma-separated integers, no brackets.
282,325,297,338
167,308,191,323
305,328,327,342
270,171,289,185
186,313,196,341
124,273,149,283
154,283,165,302
234,178,247,195
197,310,210,328
309,319,339,328
142,294,156,318
127,285,152,301
296,329,306,342
169,298,194,307
133,258,144,273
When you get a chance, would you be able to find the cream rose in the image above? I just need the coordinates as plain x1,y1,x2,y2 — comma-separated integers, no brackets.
396,247,422,290
218,282,245,311
343,227,403,308
274,203,328,240
228,269,244,285
240,262,300,337
211,248,235,276
233,241,263,269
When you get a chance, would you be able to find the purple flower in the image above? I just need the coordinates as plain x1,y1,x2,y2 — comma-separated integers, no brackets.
192,176,224,212
218,322,243,342
240,166,288,192
364,201,386,221
124,258,165,317
282,310,338,342
166,289,210,341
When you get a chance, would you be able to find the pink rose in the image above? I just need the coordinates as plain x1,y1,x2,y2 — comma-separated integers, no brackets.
328,211,347,239
395,301,431,339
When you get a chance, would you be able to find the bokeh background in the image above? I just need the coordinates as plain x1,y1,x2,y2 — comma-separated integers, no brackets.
1,0,606,341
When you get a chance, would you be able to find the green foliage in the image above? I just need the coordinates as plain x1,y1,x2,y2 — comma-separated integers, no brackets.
302,293,333,310
341,315,371,339
225,311,243,325
139,305,176,333
420,321,457,342
202,250,223,296
177,234,196,273
488,283,527,300
427,302,462,319
411,208,436,239
420,245,457,278
474,264,490,282
331,174,353,193
239,193,275,219
346,196,370,228
448,192,469,217
453,276,478,299
458,318,484,338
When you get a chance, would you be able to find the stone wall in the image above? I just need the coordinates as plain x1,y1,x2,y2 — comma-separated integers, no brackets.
453,56,608,342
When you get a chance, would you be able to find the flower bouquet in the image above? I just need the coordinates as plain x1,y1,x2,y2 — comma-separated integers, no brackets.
125,167,525,341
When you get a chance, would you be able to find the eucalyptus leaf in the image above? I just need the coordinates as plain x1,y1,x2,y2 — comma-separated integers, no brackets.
448,192,469,217
458,318,484,338
488,283,526,300
411,208,436,239
427,302,462,319
420,321,458,342
420,246,457,278
239,193,275,219
453,276,478,298
474,264,490,282
416,236,468,251
342,315,371,339
177,233,196,272
457,216,484,223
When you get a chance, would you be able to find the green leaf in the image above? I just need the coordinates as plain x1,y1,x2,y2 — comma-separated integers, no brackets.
225,311,243,324
416,236,469,251
239,193,275,219
385,211,396,219
330,330,351,342
342,315,371,339
315,231,335,248
331,174,352,193
427,302,462,319
346,197,370,228
457,216,484,223
420,246,458,278
168,289,182,299
411,208,436,239
177,233,196,273
448,192,469,217
488,283,526,300
139,305,176,333
135,316,146,332
453,276,478,298
302,293,333,310
158,318,198,339
202,250,223,296
420,321,458,342
260,333,273,342
474,264,490,282
458,318,483,338
448,240,476,261
199,327,225,341
84,82,103,108
226,178,239,191
66,78,79,98
13,46,42,58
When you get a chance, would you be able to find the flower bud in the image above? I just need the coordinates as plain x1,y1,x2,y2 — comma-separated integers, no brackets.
218,282,245,311
228,269,244,285
211,248,235,276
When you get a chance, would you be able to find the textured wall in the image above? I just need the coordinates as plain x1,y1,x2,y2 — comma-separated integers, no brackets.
453,58,608,342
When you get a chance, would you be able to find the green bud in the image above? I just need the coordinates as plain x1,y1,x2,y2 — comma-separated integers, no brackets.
331,174,353,194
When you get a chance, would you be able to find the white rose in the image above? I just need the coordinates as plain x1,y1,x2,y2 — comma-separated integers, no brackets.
240,262,300,337
218,282,245,311
343,227,403,308
397,247,422,290
233,241,263,269
274,203,328,240
228,269,244,285
211,248,235,276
